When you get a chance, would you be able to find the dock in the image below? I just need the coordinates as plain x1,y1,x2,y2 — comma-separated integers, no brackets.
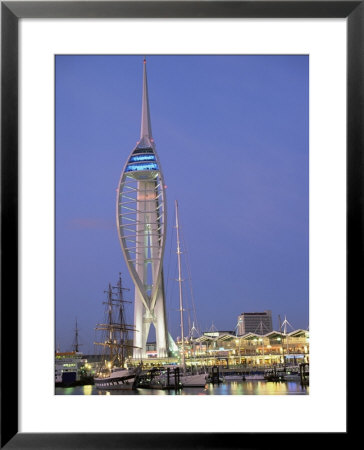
135,366,182,390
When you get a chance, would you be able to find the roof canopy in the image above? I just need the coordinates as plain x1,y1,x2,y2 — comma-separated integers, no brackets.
192,329,308,343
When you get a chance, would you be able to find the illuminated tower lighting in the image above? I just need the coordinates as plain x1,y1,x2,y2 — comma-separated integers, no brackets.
116,59,168,359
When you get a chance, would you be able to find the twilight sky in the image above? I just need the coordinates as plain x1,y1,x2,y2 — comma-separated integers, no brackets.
56,55,309,353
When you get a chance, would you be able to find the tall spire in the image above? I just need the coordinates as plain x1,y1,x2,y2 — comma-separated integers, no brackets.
140,58,153,141
117,58,169,359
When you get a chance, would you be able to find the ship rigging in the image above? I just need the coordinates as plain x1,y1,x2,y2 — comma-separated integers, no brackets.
94,273,138,371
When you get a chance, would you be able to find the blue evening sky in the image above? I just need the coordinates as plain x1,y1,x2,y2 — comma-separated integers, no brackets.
56,55,309,353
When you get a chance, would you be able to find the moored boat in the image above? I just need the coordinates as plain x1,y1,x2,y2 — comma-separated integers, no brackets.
222,370,265,381
94,367,139,390
264,365,301,382
223,374,243,381
94,274,140,390
142,365,207,389
179,373,207,387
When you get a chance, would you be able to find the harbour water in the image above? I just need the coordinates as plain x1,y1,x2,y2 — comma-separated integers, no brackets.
55,380,309,395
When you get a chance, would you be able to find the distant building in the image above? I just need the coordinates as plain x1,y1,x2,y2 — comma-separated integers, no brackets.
237,311,273,335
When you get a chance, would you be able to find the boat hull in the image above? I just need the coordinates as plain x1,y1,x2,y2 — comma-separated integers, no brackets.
94,377,135,390
139,371,207,389
264,368,301,382
282,374,301,381
94,368,138,390
180,374,207,387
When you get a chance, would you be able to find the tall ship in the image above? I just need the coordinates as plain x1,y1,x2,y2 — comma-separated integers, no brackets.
93,274,140,390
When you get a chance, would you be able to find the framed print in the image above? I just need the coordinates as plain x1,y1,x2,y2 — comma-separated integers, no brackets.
1,0,358,447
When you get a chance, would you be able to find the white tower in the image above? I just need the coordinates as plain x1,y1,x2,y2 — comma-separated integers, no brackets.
116,59,168,359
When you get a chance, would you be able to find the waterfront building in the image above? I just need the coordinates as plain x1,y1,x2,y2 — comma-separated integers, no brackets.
176,329,309,368
237,310,273,335
116,59,169,359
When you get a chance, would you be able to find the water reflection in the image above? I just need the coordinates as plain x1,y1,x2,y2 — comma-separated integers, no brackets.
56,380,309,396
204,381,293,395
83,385,93,395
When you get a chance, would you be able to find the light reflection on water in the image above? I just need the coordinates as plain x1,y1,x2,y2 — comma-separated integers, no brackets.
55,380,309,396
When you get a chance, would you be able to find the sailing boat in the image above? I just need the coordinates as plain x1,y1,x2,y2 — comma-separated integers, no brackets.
174,200,207,388
93,274,140,390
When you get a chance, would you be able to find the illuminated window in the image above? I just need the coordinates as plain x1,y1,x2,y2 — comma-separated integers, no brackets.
126,163,158,172
129,155,155,163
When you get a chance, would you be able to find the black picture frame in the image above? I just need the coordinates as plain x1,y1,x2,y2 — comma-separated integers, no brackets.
1,1,356,448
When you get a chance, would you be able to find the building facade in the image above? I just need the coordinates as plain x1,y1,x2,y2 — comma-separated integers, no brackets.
237,310,273,335
116,60,169,359
179,329,309,368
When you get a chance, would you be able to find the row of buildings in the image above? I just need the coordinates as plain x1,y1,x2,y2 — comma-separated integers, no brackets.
181,328,308,367
55,311,307,383
174,312,308,368
143,324,309,368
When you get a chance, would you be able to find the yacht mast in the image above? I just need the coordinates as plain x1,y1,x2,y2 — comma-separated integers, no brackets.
175,200,186,374
259,321,265,365
73,318,81,353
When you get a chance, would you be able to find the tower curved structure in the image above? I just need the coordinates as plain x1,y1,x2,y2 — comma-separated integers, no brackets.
116,60,168,359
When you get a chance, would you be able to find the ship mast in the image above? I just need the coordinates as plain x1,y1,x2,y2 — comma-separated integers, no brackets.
259,320,265,365
94,274,136,369
175,200,186,374
112,273,130,367
281,315,293,365
73,318,81,353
